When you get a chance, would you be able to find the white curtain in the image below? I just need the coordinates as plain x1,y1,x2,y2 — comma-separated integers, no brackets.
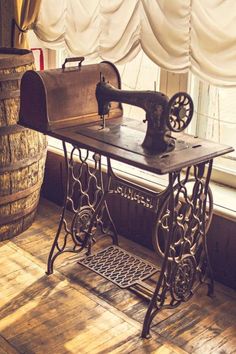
34,0,236,86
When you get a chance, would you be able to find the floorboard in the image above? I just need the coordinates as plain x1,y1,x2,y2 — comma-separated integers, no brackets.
0,198,235,354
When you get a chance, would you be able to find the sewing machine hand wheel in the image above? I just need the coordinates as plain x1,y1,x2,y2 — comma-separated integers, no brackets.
166,92,194,132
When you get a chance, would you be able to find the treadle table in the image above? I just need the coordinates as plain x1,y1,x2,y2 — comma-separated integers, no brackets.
44,117,232,338
18,60,233,338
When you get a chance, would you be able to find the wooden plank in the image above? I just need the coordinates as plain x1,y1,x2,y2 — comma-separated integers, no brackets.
183,309,236,353
97,332,189,354
153,287,236,353
0,335,19,354
2,198,235,354
7,241,143,331
66,323,137,354
0,243,142,354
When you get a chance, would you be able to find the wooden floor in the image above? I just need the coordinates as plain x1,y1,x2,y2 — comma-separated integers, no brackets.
0,199,236,354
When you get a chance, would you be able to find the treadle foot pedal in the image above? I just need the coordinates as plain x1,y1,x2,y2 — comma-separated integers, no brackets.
78,245,159,289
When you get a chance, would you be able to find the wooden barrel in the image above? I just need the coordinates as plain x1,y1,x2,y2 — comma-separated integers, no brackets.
0,48,47,240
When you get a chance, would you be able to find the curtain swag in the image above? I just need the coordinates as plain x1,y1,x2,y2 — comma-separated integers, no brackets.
34,0,236,86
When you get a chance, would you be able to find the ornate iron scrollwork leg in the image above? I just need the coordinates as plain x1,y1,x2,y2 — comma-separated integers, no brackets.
142,160,214,338
46,142,118,274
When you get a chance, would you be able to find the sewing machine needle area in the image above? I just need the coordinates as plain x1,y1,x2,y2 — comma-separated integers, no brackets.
77,117,188,156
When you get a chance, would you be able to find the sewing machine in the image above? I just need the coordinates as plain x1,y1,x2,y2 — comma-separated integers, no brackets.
19,57,233,338
95,76,193,153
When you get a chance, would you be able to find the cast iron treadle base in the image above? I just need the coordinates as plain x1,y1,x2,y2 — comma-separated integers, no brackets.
78,245,159,289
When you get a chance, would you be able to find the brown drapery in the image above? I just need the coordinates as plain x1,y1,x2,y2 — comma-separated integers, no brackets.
12,0,42,49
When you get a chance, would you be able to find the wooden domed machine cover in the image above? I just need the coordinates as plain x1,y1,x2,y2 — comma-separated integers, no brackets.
19,58,122,132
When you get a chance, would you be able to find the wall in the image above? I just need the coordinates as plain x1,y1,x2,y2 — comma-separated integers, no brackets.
0,0,14,47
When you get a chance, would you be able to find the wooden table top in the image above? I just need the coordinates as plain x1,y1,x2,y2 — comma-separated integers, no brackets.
50,117,233,175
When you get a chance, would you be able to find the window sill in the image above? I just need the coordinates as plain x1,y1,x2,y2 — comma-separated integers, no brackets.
209,182,236,221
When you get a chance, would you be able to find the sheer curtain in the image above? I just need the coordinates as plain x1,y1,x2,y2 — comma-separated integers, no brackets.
34,0,236,86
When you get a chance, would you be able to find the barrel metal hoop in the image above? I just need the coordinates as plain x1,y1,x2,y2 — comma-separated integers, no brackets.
0,124,25,136
0,150,47,173
0,72,23,82
0,90,20,100
0,200,39,226
0,179,43,206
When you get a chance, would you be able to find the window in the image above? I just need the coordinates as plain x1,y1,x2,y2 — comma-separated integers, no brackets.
188,74,236,187
28,30,235,189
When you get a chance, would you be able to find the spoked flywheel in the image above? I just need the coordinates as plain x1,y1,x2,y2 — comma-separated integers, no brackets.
166,92,194,132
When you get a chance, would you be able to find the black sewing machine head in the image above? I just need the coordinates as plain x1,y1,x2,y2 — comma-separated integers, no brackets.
96,76,194,153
